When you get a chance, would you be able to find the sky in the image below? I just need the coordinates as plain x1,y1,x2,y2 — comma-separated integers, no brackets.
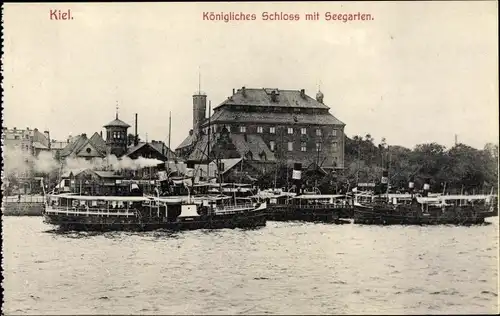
2,1,498,150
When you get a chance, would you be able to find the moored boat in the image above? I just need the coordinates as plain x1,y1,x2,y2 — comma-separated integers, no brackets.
43,193,267,232
353,176,498,226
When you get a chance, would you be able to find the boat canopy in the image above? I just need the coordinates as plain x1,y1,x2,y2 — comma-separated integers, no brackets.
47,194,150,202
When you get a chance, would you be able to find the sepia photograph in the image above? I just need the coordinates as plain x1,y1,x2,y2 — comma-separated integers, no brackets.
1,1,498,315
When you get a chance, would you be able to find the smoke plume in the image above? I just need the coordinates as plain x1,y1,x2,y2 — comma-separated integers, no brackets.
2,145,163,177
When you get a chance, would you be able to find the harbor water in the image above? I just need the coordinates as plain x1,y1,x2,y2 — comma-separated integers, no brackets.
2,217,499,315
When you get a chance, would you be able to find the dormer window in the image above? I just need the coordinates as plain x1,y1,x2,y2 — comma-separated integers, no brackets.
301,128,307,135
316,129,322,136
257,126,263,133
240,126,246,133
287,128,293,134
270,127,276,134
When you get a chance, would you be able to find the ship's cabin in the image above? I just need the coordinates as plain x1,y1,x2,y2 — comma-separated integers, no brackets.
288,194,350,208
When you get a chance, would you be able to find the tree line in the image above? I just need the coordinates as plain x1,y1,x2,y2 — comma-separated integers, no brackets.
255,134,498,194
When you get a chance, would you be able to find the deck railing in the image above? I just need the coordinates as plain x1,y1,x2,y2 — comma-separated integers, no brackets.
215,203,255,215
292,204,352,209
44,206,137,217
3,195,45,203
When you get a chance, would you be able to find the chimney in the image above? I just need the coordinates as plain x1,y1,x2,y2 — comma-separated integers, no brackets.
100,131,103,138
82,133,87,138
134,113,139,146
26,127,30,131
241,86,246,97
13,127,17,131
271,90,278,102
300,89,306,98
232,88,235,95
189,129,193,136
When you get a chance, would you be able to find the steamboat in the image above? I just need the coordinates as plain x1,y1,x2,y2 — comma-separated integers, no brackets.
260,163,353,224
353,173,498,226
42,164,267,232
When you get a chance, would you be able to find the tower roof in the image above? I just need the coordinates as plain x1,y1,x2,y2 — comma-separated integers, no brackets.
104,118,131,128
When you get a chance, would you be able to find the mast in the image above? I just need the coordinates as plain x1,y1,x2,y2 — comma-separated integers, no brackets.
168,111,171,161
207,101,211,181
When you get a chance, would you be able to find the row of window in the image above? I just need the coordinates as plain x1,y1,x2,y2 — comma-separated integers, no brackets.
232,126,337,136
269,141,339,152
107,131,126,140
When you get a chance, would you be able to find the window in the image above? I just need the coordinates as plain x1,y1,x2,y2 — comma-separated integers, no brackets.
86,148,92,154
269,141,275,151
226,126,231,132
270,127,276,134
257,126,263,133
332,129,337,137
316,142,322,152
301,127,307,135
301,142,307,152
332,142,338,152
240,126,246,133
288,128,293,134
316,128,322,136
287,142,293,151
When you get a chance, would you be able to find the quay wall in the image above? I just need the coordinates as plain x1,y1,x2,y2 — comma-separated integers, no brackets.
2,202,44,216
2,196,45,216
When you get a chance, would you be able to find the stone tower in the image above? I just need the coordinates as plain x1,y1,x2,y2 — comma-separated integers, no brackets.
193,92,207,138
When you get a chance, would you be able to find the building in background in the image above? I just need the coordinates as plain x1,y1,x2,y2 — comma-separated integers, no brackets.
176,87,346,175
2,126,51,157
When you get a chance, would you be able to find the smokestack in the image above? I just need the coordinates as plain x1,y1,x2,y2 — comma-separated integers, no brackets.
422,178,431,197
379,170,389,194
408,175,415,192
134,113,139,146
292,162,302,195
186,161,195,177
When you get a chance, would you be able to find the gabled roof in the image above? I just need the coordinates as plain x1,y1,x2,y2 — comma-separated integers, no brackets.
59,135,86,157
104,117,131,128
89,132,108,154
186,133,276,162
230,134,276,161
177,134,195,150
61,168,88,178
205,108,345,126
59,133,107,158
126,142,149,156
150,141,176,158
219,158,243,175
215,88,329,110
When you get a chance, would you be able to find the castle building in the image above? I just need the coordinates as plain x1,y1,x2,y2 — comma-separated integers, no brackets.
176,87,346,173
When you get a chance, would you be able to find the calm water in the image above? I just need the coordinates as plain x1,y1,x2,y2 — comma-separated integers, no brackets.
2,217,499,315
